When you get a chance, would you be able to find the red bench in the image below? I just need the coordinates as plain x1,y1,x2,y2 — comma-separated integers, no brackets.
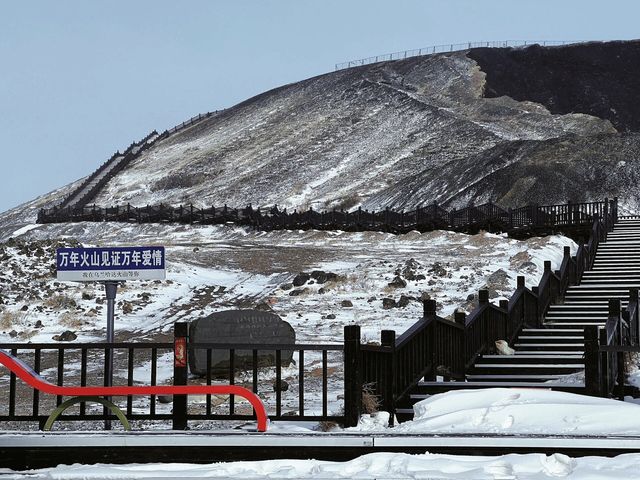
0,349,268,431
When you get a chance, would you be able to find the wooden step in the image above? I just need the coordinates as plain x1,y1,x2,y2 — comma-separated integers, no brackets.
410,382,585,395
472,364,584,374
516,336,584,342
513,343,584,351
479,354,583,364
465,374,568,381
520,328,584,334
543,316,607,322
544,322,604,328
514,350,584,355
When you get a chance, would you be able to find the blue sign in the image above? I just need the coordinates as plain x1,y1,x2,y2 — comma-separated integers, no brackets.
56,246,166,281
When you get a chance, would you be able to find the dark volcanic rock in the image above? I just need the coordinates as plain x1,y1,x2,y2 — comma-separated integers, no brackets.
53,330,77,342
292,273,311,287
382,298,396,309
387,276,407,288
468,41,640,132
310,270,338,284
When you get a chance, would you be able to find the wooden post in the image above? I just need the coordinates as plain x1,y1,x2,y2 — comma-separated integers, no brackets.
478,289,489,305
517,275,525,289
423,299,437,318
454,311,466,325
380,330,396,427
344,325,362,428
584,325,601,396
631,289,640,345
173,322,189,430
599,327,609,397
424,299,437,380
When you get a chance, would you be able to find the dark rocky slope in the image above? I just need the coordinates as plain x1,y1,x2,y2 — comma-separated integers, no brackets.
468,41,640,132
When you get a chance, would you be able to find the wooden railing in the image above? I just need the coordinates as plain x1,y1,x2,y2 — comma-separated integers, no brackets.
349,210,615,424
585,290,640,398
38,199,618,238
52,111,220,213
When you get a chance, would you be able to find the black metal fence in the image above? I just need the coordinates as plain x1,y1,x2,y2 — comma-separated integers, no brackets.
0,325,347,430
0,342,173,428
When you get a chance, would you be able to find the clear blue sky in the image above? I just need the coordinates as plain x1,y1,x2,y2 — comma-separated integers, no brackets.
1,0,638,213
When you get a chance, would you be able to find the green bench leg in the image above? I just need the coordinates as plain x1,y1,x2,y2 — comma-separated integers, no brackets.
44,396,131,431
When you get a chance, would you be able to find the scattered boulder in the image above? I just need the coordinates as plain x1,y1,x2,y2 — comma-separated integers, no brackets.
53,330,77,342
81,292,95,301
317,287,326,294
289,288,308,296
273,379,289,392
429,262,448,277
495,340,515,355
20,305,28,311
310,271,338,284
519,261,537,271
401,259,422,280
280,283,293,291
387,276,407,288
254,301,273,312
292,272,311,287
158,395,173,404
325,313,336,319
9,330,18,338
397,295,412,308
382,298,397,309
34,320,43,328
340,300,353,308
121,301,133,314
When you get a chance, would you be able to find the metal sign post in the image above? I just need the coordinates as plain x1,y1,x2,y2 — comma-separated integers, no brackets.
103,281,118,430
55,246,166,430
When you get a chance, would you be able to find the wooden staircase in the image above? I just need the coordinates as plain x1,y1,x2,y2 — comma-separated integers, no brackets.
398,216,640,419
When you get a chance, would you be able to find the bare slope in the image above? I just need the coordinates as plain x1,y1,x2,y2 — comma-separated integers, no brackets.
91,46,619,212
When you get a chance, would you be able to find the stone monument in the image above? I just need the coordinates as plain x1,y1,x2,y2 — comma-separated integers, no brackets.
188,309,295,377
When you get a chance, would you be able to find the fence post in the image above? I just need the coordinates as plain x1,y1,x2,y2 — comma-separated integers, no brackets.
631,289,640,345
173,322,189,430
380,330,397,426
344,325,362,427
478,289,489,305
584,325,600,396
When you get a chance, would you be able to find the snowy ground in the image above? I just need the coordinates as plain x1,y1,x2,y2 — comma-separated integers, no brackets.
5,452,640,479
0,222,576,345
6,389,640,478
5,388,640,478
0,222,577,426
